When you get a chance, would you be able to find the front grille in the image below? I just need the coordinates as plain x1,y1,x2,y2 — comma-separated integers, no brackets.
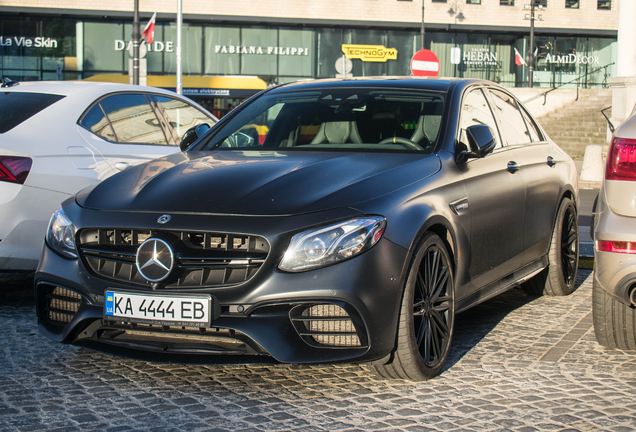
42,286,82,325
291,304,364,348
77,228,269,288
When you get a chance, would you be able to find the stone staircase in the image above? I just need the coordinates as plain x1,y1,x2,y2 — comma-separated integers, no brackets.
536,89,612,159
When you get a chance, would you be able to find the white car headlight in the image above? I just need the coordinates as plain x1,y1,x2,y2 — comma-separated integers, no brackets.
279,216,386,272
46,208,78,259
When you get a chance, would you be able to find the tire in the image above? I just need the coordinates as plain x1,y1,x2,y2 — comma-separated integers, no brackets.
593,278,636,351
522,197,579,297
371,232,455,381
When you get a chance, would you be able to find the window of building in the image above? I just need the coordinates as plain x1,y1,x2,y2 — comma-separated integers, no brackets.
466,0,481,4
535,0,547,7
565,0,579,8
598,0,611,10
500,0,514,6
431,0,446,3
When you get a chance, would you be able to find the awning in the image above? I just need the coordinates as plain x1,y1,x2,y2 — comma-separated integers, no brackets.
84,75,267,98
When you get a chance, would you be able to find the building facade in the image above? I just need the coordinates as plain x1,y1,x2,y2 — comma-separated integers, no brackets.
0,0,619,113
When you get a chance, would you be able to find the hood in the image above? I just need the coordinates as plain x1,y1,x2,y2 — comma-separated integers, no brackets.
77,150,441,216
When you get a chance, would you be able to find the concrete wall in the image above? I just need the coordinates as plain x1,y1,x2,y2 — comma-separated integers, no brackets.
510,88,591,119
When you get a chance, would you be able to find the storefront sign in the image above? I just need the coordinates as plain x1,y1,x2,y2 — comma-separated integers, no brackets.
214,45,309,56
183,88,231,96
462,48,498,66
115,40,174,53
545,53,600,65
0,36,58,48
341,44,397,62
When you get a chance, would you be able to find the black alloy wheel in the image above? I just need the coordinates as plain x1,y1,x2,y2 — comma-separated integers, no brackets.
522,197,579,297
370,232,455,381
559,201,578,288
414,241,453,368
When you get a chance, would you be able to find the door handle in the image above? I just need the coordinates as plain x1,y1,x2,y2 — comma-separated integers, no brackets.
547,156,557,167
115,162,132,172
507,161,519,173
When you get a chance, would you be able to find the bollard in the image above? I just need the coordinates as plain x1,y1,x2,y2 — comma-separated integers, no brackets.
579,145,604,182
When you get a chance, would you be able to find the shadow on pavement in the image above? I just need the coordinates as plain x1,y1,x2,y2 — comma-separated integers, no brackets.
0,272,34,307
443,269,592,372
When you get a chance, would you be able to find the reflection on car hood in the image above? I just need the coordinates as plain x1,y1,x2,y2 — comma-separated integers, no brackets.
77,150,441,216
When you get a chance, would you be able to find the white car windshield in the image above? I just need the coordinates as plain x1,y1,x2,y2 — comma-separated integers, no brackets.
202,88,445,153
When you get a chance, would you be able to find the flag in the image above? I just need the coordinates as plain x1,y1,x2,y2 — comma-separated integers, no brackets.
142,12,157,45
514,47,527,67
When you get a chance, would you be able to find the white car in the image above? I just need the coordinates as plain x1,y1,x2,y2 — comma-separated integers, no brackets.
593,112,636,350
0,80,217,272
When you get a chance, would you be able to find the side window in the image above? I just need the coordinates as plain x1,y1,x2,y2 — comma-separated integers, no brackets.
79,104,117,142
519,105,543,142
488,89,532,146
151,95,216,145
98,94,167,145
458,88,501,150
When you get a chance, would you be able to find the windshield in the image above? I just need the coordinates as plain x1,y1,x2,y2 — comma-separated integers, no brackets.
200,88,445,153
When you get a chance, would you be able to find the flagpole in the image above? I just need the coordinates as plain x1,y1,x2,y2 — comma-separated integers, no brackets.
176,0,182,95
528,0,535,88
132,0,140,85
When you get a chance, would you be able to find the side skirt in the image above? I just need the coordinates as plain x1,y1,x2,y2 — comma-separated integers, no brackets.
455,256,549,314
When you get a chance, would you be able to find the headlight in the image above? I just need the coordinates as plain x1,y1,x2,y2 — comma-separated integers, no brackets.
279,216,386,272
46,208,77,259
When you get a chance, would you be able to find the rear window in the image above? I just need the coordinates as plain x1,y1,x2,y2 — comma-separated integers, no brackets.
0,91,65,134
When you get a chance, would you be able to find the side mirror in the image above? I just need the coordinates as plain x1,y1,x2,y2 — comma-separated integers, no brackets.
456,124,496,164
179,123,211,151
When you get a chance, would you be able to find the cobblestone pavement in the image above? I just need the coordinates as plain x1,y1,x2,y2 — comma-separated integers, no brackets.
1,270,635,432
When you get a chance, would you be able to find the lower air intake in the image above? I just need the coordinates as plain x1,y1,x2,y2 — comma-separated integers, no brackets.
43,286,82,325
293,304,363,348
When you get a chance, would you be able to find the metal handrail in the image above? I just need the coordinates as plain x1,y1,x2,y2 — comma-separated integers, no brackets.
601,106,614,133
522,62,615,105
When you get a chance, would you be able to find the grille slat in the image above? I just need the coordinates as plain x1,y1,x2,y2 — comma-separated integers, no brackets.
292,304,364,348
42,287,82,326
78,228,269,289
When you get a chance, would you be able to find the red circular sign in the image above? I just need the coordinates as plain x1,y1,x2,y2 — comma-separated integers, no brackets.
410,49,440,77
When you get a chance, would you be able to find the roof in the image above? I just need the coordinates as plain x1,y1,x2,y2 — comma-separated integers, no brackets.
1,80,185,98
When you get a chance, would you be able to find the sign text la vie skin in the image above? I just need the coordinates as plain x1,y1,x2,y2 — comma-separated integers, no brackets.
0,36,58,48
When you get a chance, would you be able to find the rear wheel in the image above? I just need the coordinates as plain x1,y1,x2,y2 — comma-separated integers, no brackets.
371,232,454,381
593,278,636,351
522,197,579,296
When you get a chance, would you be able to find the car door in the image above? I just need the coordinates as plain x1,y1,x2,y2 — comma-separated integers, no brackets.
456,87,526,295
77,92,214,174
488,89,562,266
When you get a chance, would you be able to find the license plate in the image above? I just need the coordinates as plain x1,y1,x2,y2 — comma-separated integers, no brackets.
104,290,212,327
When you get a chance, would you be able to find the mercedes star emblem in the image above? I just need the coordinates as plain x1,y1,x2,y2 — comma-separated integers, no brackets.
157,214,171,224
136,238,174,282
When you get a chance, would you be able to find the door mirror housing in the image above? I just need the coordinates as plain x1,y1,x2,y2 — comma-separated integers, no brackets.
179,123,211,151
456,124,497,164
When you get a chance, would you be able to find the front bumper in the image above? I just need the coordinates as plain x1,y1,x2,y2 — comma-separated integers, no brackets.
35,209,408,364
0,183,70,271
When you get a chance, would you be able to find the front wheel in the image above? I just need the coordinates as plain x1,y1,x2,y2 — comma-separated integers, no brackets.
522,197,579,296
370,232,455,381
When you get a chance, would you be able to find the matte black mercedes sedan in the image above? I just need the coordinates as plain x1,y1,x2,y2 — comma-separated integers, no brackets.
36,77,579,381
